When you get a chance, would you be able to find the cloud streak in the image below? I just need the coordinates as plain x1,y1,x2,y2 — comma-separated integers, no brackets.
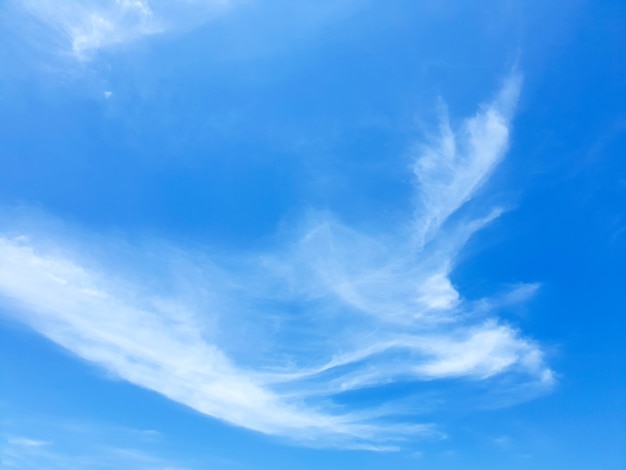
1,433,194,469
0,75,553,448
413,74,521,245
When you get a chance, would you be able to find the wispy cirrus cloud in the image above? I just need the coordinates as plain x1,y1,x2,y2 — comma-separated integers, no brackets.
0,74,552,449
413,74,521,245
12,0,232,59
1,433,194,469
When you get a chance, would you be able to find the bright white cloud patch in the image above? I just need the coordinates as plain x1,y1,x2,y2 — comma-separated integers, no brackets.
0,76,553,448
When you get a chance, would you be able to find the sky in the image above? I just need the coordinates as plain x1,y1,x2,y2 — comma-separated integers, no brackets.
0,1,624,469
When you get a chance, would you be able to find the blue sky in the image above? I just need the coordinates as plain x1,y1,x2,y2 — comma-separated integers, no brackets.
0,0,624,468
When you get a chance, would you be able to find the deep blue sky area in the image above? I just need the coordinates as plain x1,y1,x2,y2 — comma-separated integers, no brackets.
0,1,624,469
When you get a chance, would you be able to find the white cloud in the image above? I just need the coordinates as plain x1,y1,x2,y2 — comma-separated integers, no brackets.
0,236,426,447
0,75,553,448
14,0,232,59
413,74,522,245
17,0,158,59
415,322,547,380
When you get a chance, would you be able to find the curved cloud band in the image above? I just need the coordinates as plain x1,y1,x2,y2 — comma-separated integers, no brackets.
0,75,553,448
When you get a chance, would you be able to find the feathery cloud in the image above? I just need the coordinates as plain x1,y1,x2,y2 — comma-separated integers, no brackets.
14,0,231,59
0,75,552,448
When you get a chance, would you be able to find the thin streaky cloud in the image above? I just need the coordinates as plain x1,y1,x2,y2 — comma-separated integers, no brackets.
6,437,50,448
0,237,430,447
0,75,553,449
1,435,195,470
413,74,522,246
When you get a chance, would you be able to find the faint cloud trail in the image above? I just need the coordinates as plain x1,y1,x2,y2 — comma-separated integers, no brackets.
14,0,233,59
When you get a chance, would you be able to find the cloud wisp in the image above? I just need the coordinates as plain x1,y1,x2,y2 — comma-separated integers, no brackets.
13,0,232,59
0,75,553,449
1,433,194,470
413,74,521,245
